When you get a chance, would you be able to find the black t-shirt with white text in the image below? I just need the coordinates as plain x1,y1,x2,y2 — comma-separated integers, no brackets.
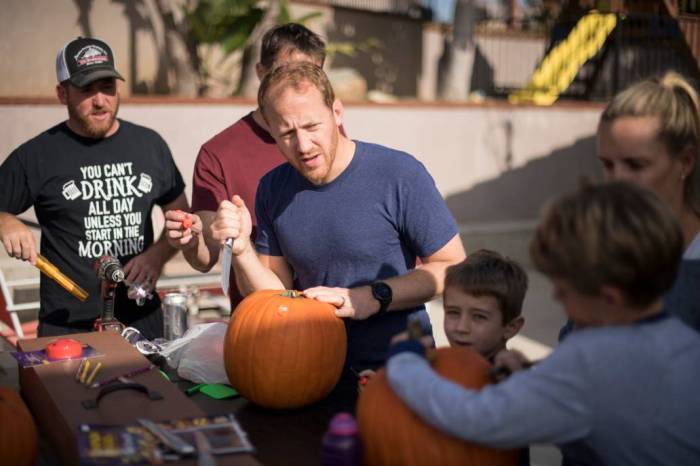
0,120,185,325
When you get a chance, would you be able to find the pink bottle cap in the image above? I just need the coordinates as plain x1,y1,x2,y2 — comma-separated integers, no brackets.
329,412,358,435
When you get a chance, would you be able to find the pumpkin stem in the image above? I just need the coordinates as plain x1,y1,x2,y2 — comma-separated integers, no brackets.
281,290,303,298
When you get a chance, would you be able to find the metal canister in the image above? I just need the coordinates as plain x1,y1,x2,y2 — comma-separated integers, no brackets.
162,292,188,340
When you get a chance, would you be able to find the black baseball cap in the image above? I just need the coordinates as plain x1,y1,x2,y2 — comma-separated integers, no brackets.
56,37,124,87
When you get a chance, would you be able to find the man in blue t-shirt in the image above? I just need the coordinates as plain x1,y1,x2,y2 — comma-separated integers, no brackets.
211,62,466,372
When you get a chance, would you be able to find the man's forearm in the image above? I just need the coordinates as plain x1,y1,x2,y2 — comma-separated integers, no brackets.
148,232,179,265
0,211,20,235
181,235,217,272
334,236,465,319
383,234,465,311
232,247,285,295
384,259,456,311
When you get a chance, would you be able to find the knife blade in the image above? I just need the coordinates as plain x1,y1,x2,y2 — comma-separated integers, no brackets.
193,429,218,466
221,238,233,296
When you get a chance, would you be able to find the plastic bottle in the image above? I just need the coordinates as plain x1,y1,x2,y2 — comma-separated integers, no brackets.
321,412,362,466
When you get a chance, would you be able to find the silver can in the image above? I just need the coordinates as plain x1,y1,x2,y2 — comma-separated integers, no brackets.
162,292,188,340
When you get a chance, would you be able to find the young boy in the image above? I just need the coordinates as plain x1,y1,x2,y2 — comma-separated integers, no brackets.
442,249,527,362
442,250,531,465
359,250,527,384
386,182,700,465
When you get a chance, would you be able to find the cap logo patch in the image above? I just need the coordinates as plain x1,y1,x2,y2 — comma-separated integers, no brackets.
74,45,109,67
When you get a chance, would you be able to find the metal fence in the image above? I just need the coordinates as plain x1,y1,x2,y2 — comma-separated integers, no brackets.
548,13,700,101
472,21,547,96
304,2,700,101
477,12,700,101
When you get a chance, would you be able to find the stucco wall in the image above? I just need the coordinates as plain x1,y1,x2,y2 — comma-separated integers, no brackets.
0,100,603,227
0,1,544,100
1,0,143,97
0,0,334,98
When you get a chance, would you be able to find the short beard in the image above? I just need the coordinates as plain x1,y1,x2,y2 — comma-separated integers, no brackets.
69,94,120,138
304,128,339,186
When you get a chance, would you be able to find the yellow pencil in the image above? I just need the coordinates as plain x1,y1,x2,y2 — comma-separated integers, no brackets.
74,359,86,382
85,362,102,386
80,360,91,384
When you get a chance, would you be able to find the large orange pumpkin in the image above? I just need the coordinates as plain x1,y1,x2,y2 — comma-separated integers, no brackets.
0,386,38,466
224,289,347,409
357,346,518,466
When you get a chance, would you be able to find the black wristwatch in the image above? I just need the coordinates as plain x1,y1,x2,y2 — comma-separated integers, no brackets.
371,282,393,315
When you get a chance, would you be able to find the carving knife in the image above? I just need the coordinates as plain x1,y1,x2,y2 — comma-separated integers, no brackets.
220,238,233,296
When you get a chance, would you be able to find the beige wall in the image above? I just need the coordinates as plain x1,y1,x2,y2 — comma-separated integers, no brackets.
1,1,544,101
0,1,335,98
1,0,141,97
0,101,603,225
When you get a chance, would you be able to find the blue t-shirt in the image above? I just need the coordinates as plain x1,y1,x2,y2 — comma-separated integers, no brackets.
255,140,458,368
664,259,700,332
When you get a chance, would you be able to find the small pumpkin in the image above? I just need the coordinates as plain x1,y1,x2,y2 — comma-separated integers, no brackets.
224,289,347,409
0,386,38,466
357,346,518,466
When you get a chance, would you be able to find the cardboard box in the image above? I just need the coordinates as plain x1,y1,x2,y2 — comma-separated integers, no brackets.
18,331,259,466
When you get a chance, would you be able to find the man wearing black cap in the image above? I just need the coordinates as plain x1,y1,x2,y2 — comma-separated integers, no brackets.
0,37,188,339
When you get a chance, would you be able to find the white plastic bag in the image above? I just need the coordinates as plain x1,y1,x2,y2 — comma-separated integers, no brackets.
158,322,218,368
176,322,229,384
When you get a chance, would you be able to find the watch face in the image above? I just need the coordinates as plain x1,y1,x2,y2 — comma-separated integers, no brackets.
373,282,392,302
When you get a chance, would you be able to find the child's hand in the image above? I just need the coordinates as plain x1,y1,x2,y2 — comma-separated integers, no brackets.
387,331,434,360
491,349,532,383
390,330,434,349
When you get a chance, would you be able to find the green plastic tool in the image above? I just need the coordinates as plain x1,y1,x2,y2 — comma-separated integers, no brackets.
186,383,239,399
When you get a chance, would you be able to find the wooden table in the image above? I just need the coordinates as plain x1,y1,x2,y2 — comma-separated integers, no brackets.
183,374,359,466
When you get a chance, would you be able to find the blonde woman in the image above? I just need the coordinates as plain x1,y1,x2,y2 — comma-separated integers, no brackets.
595,71,700,331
